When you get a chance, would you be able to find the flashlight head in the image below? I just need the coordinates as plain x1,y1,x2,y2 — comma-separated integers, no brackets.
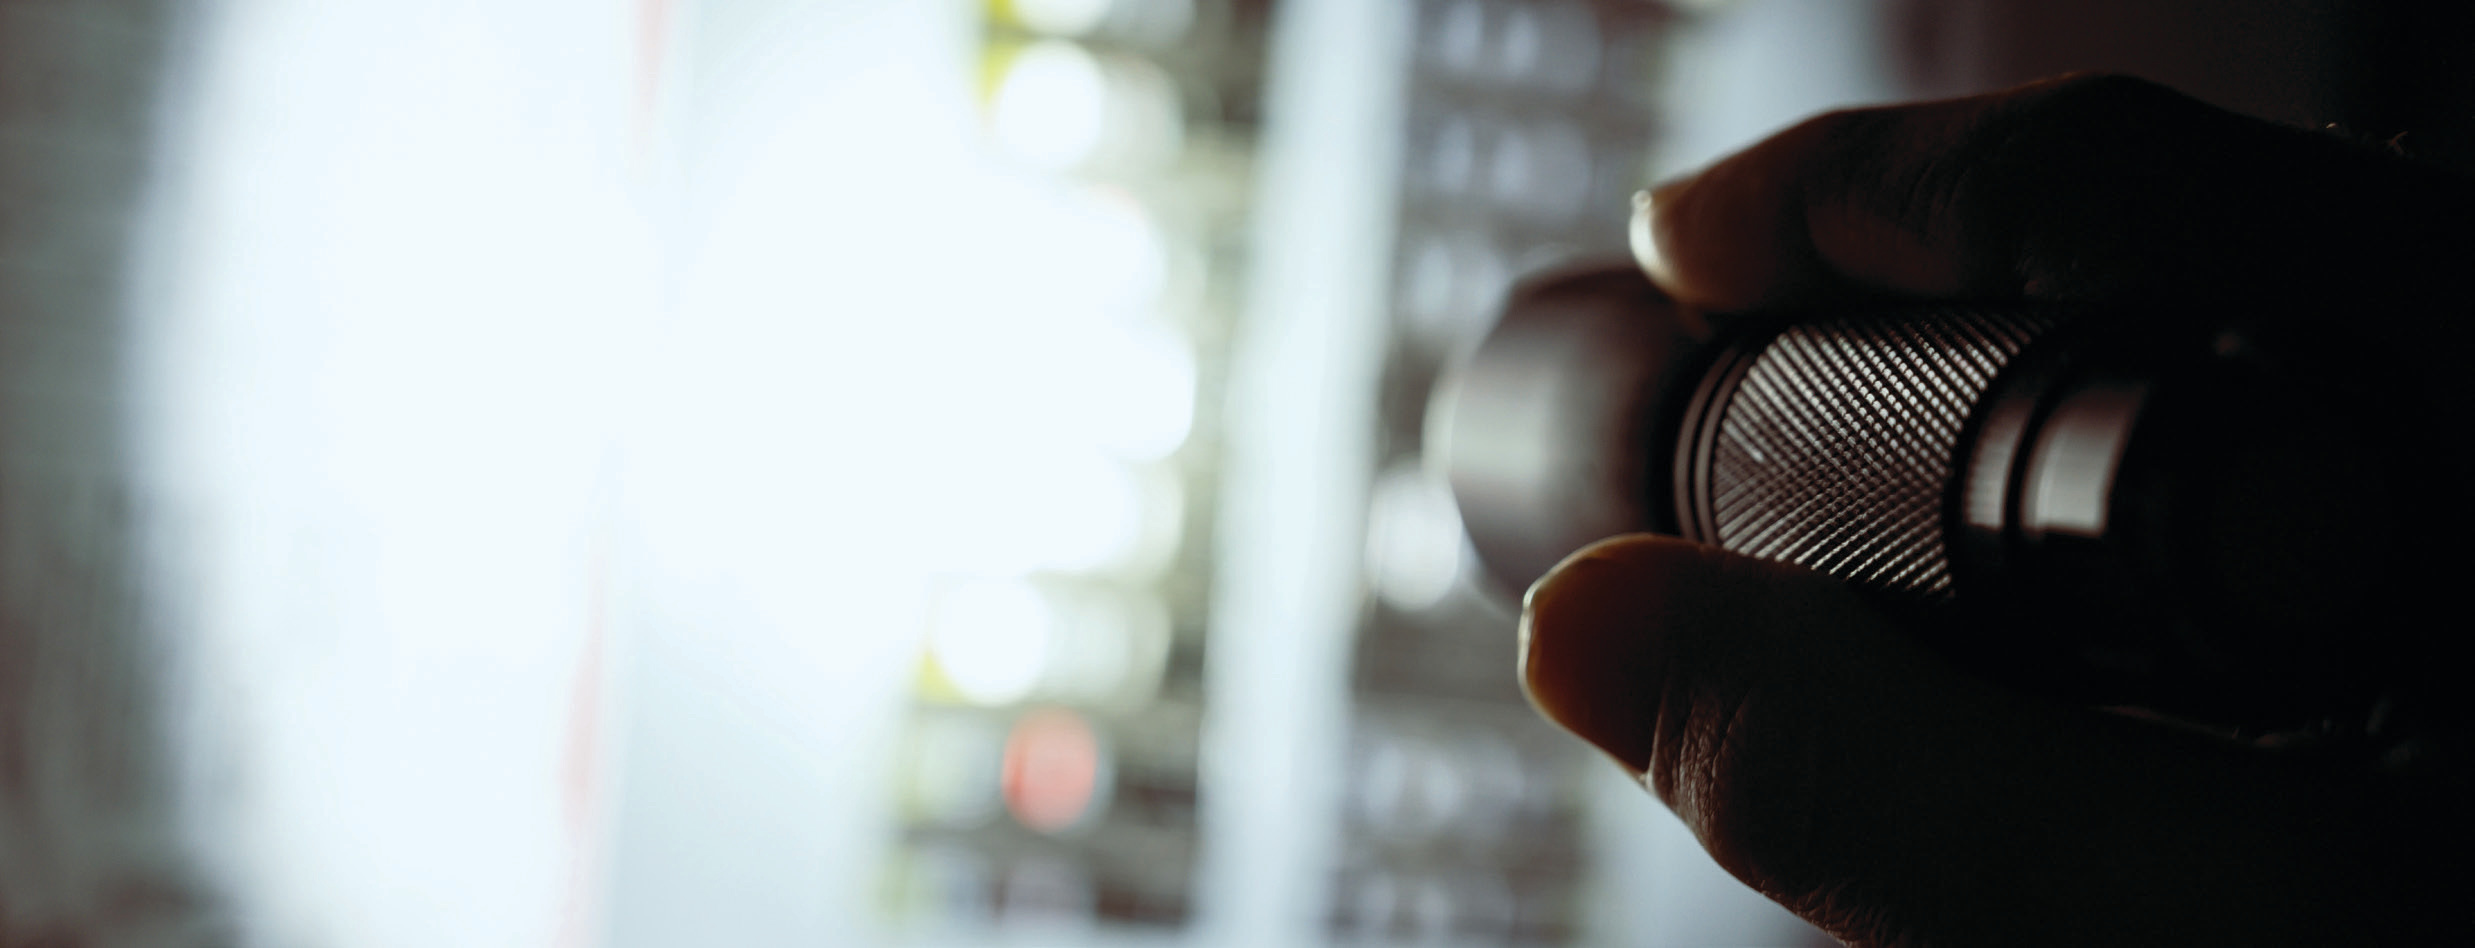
1430,261,1705,596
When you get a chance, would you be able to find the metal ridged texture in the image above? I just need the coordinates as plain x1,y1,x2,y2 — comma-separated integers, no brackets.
1705,307,2059,598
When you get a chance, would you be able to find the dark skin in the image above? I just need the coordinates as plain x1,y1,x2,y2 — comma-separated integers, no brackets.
1518,75,2474,947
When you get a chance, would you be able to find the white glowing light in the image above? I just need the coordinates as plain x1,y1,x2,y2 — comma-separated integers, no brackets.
139,4,663,945
912,180,1189,565
988,41,1182,173
991,41,1110,170
756,171,1186,582
1076,191,1172,315
976,186,1167,324
928,459,1183,585
924,581,1171,708
141,0,1225,941
1021,453,1147,574
930,579,1057,706
1365,465,1468,611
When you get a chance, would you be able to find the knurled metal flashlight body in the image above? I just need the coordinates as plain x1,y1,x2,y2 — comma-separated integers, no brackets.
1673,302,2415,733
1441,264,2453,740
1672,305,2061,602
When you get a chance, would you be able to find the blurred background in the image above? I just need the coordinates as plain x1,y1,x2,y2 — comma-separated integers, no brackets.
1,0,2466,945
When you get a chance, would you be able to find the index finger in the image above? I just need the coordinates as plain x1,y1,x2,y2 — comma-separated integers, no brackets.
1632,74,2475,318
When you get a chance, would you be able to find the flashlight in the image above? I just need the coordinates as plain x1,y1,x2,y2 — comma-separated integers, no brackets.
1434,262,2455,740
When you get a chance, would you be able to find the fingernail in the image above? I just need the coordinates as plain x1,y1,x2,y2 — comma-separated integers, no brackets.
1629,180,1694,292
1519,540,1664,775
1628,189,1666,283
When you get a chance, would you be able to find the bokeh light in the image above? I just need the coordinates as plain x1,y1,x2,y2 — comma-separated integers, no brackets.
1365,463,1470,612
928,579,1055,706
991,41,1109,169
1001,709,1110,833
988,40,1184,173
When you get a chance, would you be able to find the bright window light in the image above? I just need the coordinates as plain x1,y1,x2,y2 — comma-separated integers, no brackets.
135,0,1211,940
139,3,651,946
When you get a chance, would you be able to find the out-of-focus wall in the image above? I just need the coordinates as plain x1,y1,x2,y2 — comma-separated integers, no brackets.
0,1,213,943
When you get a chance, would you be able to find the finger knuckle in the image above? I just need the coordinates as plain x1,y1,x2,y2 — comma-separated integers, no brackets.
2011,72,2192,121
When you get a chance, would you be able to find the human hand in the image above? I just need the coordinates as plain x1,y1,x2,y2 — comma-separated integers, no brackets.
1519,75,2474,947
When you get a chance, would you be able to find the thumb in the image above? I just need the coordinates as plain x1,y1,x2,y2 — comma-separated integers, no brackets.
1519,534,2454,948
